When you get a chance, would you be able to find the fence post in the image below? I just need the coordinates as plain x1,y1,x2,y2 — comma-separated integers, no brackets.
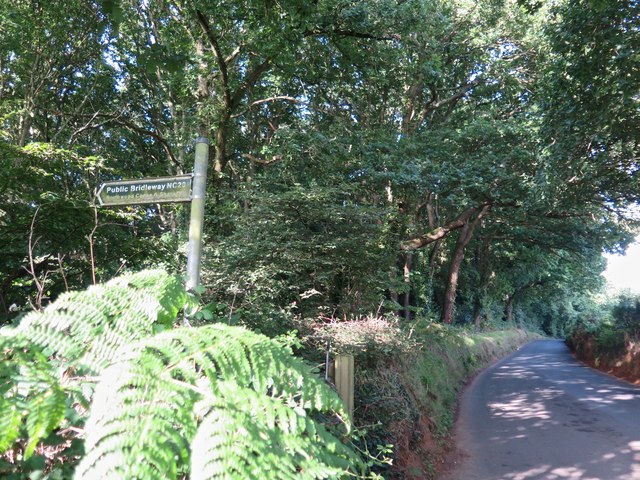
334,354,354,418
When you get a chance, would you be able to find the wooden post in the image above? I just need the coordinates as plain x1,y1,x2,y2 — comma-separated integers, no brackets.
334,354,354,418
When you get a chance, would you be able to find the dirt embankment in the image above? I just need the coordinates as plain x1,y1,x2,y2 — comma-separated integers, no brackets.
568,334,640,385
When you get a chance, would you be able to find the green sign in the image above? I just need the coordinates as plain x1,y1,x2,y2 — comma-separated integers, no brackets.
97,175,193,206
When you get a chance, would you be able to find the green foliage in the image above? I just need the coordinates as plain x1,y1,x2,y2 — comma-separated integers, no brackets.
611,292,640,337
544,0,639,147
207,181,396,323
10,270,188,371
571,292,640,339
566,291,640,366
0,140,184,322
594,323,626,356
78,325,359,479
0,345,66,459
3,0,639,341
2,3,639,476
0,270,189,473
0,270,365,479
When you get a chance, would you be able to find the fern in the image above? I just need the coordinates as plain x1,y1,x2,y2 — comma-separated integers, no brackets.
0,343,66,458
0,270,189,463
76,325,362,479
0,270,366,479
10,269,188,371
190,383,354,479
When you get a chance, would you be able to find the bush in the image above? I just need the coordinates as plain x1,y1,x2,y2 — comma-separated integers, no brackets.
301,315,419,367
595,323,627,356
611,293,640,338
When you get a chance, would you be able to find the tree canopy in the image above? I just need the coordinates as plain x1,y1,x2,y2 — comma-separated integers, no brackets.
1,0,638,332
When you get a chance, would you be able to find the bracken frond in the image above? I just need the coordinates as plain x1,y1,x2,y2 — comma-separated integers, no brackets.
11,269,189,371
0,270,190,460
76,325,361,480
0,271,364,479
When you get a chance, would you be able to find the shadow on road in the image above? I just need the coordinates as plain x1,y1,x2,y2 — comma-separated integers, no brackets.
445,340,640,480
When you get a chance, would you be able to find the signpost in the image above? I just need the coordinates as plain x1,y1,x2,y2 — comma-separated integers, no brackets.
97,174,193,206
185,137,209,295
97,137,210,326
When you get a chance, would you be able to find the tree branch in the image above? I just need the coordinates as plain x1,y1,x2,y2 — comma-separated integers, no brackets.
112,116,181,169
194,9,231,107
229,60,272,111
420,80,479,121
401,203,491,251
240,153,282,165
232,96,300,118
51,110,181,168
304,28,401,42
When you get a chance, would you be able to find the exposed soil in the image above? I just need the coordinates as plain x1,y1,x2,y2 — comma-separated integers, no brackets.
569,336,640,385
392,371,487,480
392,415,453,479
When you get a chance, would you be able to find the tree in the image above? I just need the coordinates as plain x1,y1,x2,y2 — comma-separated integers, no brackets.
541,0,640,223
2,0,638,337
0,0,111,146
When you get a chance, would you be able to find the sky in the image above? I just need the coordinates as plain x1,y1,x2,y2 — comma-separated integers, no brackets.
603,242,640,293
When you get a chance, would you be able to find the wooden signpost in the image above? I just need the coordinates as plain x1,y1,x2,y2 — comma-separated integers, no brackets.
334,354,355,418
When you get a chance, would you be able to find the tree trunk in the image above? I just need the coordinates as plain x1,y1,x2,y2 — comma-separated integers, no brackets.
440,223,471,324
389,265,399,305
471,236,492,328
18,108,33,146
505,296,515,323
472,297,483,328
440,205,490,324
0,55,4,102
402,252,413,320
244,156,255,214
504,280,542,323
428,239,441,278
213,115,229,178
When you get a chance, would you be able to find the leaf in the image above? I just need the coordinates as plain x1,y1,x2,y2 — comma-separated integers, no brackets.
99,0,124,31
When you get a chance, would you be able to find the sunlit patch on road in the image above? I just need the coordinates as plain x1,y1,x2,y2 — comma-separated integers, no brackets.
490,395,551,421
548,466,595,479
503,465,549,480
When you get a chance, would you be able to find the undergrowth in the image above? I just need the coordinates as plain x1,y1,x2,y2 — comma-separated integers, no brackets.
1,271,541,480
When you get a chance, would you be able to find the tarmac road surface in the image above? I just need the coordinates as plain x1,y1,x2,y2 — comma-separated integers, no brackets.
443,339,640,480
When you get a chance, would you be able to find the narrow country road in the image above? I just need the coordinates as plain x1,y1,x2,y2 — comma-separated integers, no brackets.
443,339,640,480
